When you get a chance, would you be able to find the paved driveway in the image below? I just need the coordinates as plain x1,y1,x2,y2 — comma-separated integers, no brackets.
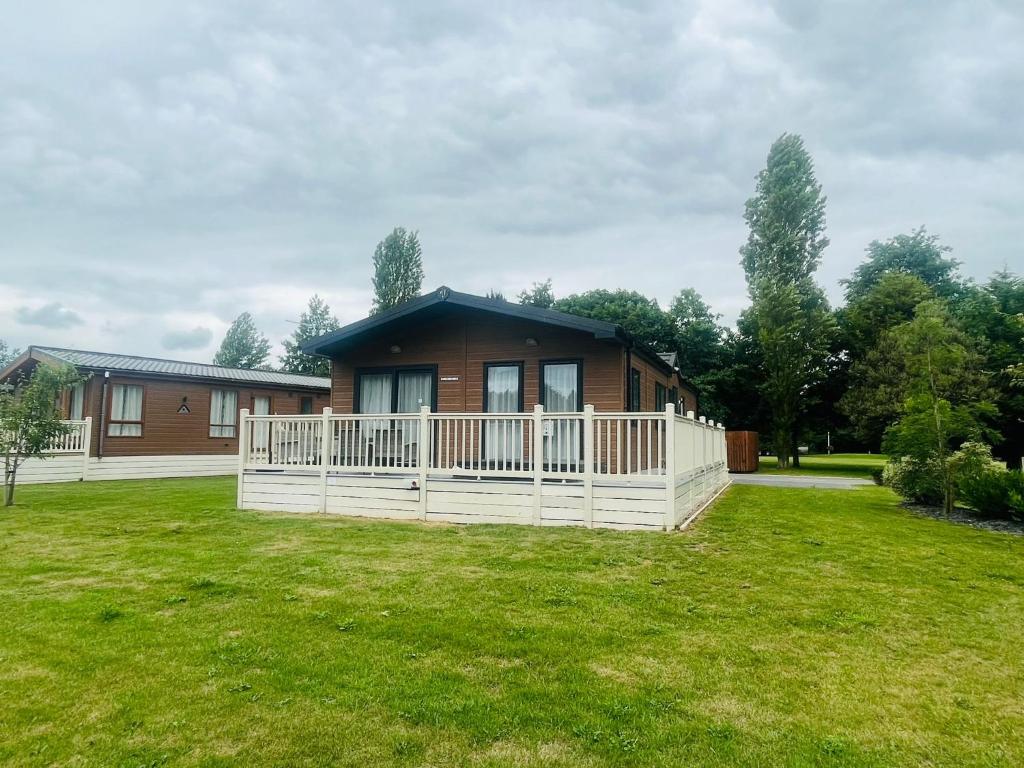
730,473,873,490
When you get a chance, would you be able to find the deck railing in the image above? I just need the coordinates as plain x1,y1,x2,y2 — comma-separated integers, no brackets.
238,406,729,529
46,419,90,454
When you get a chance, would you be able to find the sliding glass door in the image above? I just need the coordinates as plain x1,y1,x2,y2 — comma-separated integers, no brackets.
356,368,435,466
484,363,523,468
541,361,581,468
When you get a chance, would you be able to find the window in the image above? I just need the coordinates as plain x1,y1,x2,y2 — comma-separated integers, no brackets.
670,387,679,411
655,382,667,411
540,360,582,467
485,363,523,413
108,384,143,436
629,368,641,412
299,396,314,415
355,368,435,414
209,389,238,438
484,363,524,467
540,361,582,411
68,382,85,420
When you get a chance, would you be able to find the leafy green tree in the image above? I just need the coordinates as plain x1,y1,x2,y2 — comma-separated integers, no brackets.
0,340,19,368
371,227,424,313
954,271,1024,468
279,295,339,377
666,288,732,419
841,272,935,359
752,281,835,466
882,300,997,513
213,313,272,370
668,289,725,379
518,280,555,309
1,364,81,506
553,289,676,352
741,133,835,466
740,134,829,286
841,331,911,448
843,228,961,303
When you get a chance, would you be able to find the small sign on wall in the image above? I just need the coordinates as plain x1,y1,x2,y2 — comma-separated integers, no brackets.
440,376,460,382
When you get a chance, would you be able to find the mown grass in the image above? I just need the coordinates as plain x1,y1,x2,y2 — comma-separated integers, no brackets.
1,477,1022,766
757,452,887,478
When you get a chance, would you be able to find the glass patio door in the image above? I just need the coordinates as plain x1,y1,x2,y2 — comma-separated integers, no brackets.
252,396,271,454
484,364,522,469
541,361,581,468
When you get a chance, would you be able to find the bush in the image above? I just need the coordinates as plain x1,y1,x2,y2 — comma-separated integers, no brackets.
883,457,944,505
960,469,1024,520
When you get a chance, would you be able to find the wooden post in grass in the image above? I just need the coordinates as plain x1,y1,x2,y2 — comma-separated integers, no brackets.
418,406,430,521
237,408,249,509
532,404,544,526
319,407,332,514
583,404,594,528
664,403,675,531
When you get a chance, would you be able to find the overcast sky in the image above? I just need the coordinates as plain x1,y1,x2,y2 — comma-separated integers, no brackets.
2,0,1021,362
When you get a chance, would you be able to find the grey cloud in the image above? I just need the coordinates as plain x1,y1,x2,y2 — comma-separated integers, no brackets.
16,302,83,328
0,0,1021,358
161,327,214,351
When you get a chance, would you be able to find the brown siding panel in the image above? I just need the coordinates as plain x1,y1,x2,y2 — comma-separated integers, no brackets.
331,313,628,413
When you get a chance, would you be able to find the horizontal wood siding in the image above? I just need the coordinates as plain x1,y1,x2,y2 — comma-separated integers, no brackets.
629,354,697,414
89,375,329,457
330,310,627,413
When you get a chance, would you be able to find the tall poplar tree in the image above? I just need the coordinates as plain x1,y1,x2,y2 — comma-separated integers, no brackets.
279,295,339,377
213,313,271,369
371,227,424,313
741,134,835,467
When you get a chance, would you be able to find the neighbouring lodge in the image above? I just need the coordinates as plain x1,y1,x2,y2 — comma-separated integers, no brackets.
304,286,698,418
0,347,330,483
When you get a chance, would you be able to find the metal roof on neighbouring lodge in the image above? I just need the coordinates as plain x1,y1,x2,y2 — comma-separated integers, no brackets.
9,346,331,390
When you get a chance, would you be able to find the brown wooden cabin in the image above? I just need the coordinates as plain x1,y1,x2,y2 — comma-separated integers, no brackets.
303,287,698,417
0,347,330,458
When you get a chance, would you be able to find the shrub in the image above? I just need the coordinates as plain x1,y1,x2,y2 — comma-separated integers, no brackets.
883,457,943,505
960,469,1024,520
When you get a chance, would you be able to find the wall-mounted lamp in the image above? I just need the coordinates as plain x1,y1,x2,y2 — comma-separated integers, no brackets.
389,345,402,354
525,337,538,347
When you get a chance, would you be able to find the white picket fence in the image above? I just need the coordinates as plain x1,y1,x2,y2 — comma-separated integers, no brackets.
238,406,730,531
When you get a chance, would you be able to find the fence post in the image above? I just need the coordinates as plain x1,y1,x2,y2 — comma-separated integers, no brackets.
80,417,93,482
319,407,332,514
418,406,430,521
583,404,594,528
664,404,675,530
237,409,249,509
532,404,544,526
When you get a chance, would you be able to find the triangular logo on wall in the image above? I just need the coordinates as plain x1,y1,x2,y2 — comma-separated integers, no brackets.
177,403,191,414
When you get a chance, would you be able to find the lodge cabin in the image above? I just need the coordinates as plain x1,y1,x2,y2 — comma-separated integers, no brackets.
304,286,698,420
0,347,330,482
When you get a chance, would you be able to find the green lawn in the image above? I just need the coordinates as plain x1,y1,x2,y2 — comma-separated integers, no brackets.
757,452,887,478
1,478,1022,767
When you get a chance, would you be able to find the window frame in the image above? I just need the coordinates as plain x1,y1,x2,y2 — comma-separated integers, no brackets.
539,358,584,412
629,368,641,412
209,388,239,439
107,382,145,438
251,394,273,415
353,365,439,414
483,361,525,413
655,382,667,411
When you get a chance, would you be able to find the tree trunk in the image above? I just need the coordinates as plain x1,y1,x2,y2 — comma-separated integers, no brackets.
3,474,14,507
774,429,790,469
790,432,801,468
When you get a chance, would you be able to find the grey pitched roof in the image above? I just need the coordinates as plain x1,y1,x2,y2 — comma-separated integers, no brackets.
27,347,330,390
303,286,626,356
658,352,678,368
